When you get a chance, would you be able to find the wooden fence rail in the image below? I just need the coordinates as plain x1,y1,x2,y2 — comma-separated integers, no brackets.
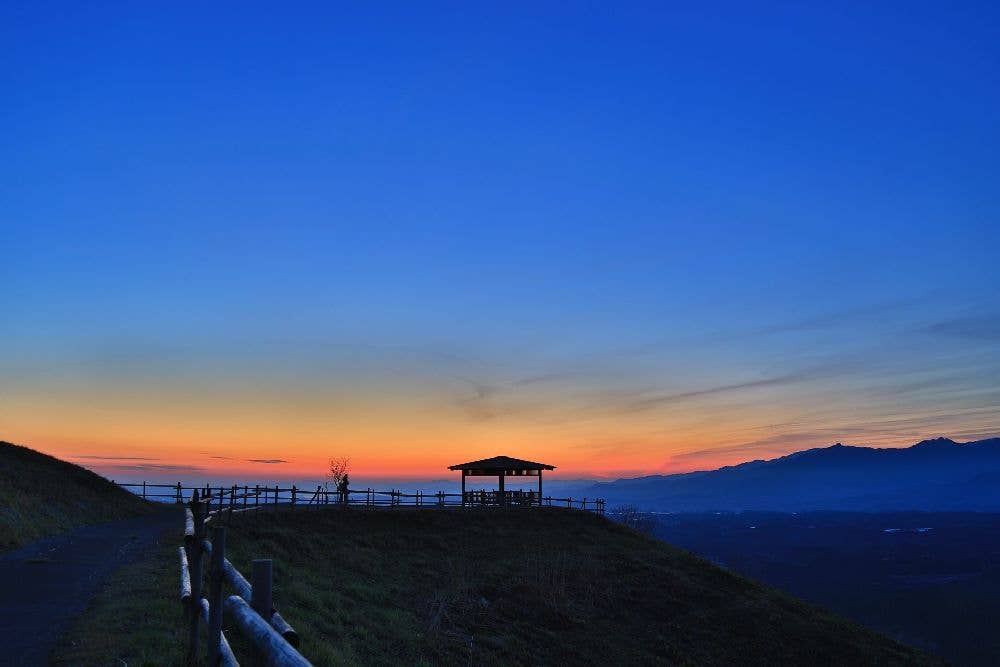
118,482,606,515
181,490,311,666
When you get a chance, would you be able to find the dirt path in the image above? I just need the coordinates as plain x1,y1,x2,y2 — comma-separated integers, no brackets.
0,509,181,665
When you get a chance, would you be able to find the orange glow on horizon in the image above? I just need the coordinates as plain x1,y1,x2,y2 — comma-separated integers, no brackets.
5,369,996,484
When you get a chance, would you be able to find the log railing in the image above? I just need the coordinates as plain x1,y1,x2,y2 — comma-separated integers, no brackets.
119,482,606,515
181,491,310,666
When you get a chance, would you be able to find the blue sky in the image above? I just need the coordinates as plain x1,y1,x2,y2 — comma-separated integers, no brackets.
2,2,998,479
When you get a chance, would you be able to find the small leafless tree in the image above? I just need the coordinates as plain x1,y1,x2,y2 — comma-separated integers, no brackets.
613,504,656,535
326,456,350,490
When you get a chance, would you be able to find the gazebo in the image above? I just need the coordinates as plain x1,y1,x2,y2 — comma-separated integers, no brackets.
448,455,555,506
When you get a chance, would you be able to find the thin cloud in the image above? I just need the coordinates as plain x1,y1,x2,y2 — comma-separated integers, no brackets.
619,372,810,413
669,432,839,466
923,315,1000,342
75,455,159,461
735,297,926,338
101,463,206,473
246,459,288,464
451,376,501,421
510,371,598,386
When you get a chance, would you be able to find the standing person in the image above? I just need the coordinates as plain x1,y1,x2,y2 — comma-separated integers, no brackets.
338,473,350,504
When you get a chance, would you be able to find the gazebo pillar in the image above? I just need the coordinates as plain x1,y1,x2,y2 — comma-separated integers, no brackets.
461,470,466,506
498,472,505,505
538,470,543,506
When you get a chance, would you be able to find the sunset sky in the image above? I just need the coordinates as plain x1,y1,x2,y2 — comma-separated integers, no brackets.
3,2,998,482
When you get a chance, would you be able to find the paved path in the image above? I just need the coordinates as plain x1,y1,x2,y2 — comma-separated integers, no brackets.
0,509,181,665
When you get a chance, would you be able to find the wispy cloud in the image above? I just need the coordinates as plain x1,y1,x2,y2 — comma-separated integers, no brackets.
923,315,1000,342
732,298,927,339
619,372,809,412
247,459,288,464
668,432,840,467
75,455,159,461
100,462,206,473
452,376,501,421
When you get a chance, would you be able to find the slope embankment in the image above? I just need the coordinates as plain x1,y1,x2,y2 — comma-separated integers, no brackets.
0,440,153,551
206,507,941,665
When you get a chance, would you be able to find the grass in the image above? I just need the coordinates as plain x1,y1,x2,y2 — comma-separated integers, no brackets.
0,440,153,552
51,527,188,666
55,506,944,666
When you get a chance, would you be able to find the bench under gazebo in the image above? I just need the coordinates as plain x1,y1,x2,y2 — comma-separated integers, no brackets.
448,455,555,507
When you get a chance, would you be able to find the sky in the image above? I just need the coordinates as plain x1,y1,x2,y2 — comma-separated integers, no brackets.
2,2,999,483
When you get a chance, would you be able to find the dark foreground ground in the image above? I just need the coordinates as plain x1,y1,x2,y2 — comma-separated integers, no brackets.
656,511,1000,666
59,506,941,666
0,508,179,664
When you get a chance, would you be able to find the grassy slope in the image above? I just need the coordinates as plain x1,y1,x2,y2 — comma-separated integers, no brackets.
56,507,943,666
0,440,152,551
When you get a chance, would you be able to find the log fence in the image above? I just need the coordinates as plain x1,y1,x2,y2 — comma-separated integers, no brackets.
119,482,606,515
181,490,310,666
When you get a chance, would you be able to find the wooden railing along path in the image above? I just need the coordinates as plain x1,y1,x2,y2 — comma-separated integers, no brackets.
117,482,606,514
181,490,310,666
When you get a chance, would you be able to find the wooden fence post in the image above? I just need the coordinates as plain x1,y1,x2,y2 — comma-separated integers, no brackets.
291,485,297,510
176,482,182,504
142,480,147,500
208,525,226,665
251,559,273,665
187,491,204,664
251,559,273,619
179,546,192,615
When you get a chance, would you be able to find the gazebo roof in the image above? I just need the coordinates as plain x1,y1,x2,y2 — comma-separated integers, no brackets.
448,455,555,472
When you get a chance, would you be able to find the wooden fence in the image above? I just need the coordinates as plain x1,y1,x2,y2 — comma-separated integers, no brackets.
181,490,311,666
117,482,606,515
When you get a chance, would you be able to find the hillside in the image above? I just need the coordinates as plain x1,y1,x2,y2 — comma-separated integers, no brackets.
0,440,153,551
188,508,936,665
587,436,1000,512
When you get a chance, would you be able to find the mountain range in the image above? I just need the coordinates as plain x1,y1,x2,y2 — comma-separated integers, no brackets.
584,436,1000,512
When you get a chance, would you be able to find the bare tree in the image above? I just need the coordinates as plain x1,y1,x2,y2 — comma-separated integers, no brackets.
327,456,350,489
326,456,351,504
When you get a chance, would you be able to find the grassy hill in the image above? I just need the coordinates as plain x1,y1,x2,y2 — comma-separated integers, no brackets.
225,509,941,665
60,505,943,665
0,440,153,551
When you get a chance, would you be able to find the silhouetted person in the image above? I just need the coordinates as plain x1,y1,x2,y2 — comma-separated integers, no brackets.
338,474,350,504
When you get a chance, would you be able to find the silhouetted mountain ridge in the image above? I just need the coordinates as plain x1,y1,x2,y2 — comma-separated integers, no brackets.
588,436,1000,512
